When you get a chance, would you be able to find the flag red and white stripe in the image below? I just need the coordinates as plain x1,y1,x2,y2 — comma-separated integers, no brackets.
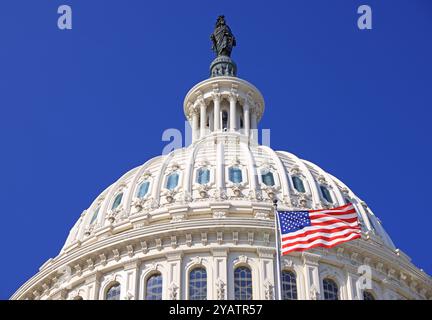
278,203,361,255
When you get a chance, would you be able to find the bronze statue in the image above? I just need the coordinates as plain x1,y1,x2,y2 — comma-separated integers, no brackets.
211,15,236,57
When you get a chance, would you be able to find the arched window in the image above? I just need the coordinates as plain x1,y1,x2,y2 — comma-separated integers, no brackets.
320,185,333,203
229,167,243,183
196,168,210,185
281,271,297,300
189,268,207,300
234,266,252,300
166,172,179,190
74,295,83,300
222,110,228,130
323,278,339,300
89,207,100,225
137,181,150,198
344,197,351,205
292,176,305,193
111,193,123,210
261,170,275,186
146,273,163,300
363,291,375,300
106,282,121,300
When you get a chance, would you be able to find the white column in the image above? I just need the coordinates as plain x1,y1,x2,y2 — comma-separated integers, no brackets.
302,252,321,300
258,248,276,300
212,249,228,300
229,93,237,131
200,101,207,139
250,109,258,143
166,252,182,300
192,110,199,142
124,260,140,300
216,140,224,189
85,272,102,300
244,103,250,137
213,93,221,132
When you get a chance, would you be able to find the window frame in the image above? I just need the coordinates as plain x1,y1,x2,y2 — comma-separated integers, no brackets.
164,171,181,191
111,192,124,210
291,175,306,193
319,185,333,204
281,270,298,300
105,282,121,300
233,266,253,300
145,272,163,300
188,267,208,300
195,167,213,186
136,179,151,199
259,168,278,187
322,278,339,300
226,165,248,186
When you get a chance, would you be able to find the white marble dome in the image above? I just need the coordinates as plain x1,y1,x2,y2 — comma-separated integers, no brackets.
12,47,432,301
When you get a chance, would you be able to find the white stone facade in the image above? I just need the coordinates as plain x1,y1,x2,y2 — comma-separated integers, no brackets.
11,75,432,301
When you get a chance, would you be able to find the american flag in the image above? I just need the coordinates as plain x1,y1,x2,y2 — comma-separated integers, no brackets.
277,203,361,255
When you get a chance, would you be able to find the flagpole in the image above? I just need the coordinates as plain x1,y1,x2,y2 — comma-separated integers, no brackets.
273,199,282,300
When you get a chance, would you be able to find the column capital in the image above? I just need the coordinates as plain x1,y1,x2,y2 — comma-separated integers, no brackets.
212,92,221,102
228,92,238,102
85,271,103,284
166,252,183,261
195,97,206,107
124,259,141,271
302,252,321,266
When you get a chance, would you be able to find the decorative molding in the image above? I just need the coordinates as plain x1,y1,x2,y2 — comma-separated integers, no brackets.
87,258,95,270
264,280,274,300
171,236,178,249
168,282,179,300
213,211,226,219
126,245,134,258
99,253,107,266
216,278,225,300
217,232,223,245
155,238,162,251
232,231,239,245
140,241,148,254
112,249,120,262
201,232,208,246
248,232,254,245
186,234,192,247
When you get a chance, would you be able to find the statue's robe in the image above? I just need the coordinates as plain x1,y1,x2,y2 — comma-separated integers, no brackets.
212,25,235,56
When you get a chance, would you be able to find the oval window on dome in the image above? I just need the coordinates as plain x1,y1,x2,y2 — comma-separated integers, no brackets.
320,185,333,203
111,193,123,210
137,181,150,198
292,176,305,193
261,170,275,186
229,167,243,183
196,168,210,185
89,207,100,225
166,172,179,190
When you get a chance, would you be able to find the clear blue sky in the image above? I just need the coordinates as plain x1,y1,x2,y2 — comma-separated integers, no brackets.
1,0,431,299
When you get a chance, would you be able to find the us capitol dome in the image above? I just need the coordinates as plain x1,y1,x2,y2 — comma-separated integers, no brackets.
12,16,431,300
